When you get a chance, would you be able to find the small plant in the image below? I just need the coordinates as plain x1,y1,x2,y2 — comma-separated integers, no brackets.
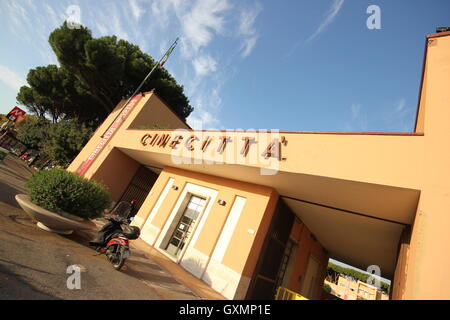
133,124,169,130
26,168,111,219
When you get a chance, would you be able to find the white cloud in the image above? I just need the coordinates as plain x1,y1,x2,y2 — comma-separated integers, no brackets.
345,103,367,131
346,98,414,132
0,0,262,129
0,1,59,64
192,55,218,77
178,0,231,56
129,0,145,21
111,5,130,41
237,3,262,58
238,5,261,36
25,0,37,12
149,0,260,59
187,110,220,129
0,66,26,91
306,0,345,43
95,22,109,36
186,81,225,129
4,1,30,39
145,0,230,57
150,0,173,29
386,98,413,131
145,0,236,129
240,36,258,58
351,103,361,120
44,3,61,28
89,2,132,41
396,98,406,112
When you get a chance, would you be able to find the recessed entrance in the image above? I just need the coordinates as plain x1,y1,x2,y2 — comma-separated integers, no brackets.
118,166,159,212
164,195,207,257
246,199,295,299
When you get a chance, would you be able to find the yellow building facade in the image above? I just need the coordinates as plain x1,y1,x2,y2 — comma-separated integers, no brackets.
326,276,389,300
68,31,450,299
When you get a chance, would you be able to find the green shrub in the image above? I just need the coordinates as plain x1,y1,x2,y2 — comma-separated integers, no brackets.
26,168,111,219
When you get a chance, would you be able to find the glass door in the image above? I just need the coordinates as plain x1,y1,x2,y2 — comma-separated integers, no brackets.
165,195,206,257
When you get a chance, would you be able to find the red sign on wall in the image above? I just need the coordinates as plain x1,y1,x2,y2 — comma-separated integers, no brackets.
76,94,143,176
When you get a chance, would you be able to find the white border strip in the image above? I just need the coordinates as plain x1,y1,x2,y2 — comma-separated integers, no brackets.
146,177,175,225
211,196,247,263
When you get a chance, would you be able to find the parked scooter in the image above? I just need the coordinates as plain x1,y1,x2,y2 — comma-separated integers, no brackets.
89,202,140,270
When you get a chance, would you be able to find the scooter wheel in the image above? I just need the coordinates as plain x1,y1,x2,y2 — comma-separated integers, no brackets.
107,245,125,270
112,254,125,270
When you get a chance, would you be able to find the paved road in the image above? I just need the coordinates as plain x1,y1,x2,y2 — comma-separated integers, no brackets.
0,155,199,300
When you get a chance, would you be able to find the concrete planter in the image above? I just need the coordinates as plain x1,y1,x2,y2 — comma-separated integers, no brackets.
15,194,97,235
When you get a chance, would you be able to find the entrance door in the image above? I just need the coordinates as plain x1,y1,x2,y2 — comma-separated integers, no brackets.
165,195,206,257
118,166,158,213
302,255,320,299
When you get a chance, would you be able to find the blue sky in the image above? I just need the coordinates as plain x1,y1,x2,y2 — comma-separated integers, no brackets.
0,0,449,132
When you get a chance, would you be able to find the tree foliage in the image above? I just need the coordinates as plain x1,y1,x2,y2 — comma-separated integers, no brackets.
17,65,103,123
15,115,50,150
40,119,94,166
17,22,193,125
16,116,93,166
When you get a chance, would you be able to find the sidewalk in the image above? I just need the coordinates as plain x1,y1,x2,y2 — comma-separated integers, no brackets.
77,219,227,300
132,238,227,300
2,155,227,300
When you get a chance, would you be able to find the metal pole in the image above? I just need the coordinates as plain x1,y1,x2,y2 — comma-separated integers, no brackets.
100,37,179,138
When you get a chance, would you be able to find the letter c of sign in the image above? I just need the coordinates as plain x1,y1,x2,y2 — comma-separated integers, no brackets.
141,134,151,146
185,135,199,151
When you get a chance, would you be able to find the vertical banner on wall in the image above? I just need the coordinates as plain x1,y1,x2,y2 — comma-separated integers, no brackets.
76,94,143,176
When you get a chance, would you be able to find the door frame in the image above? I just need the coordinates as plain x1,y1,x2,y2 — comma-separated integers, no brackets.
302,254,320,299
164,194,208,258
154,182,218,264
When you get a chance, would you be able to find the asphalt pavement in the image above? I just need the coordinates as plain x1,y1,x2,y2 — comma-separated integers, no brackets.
0,155,200,300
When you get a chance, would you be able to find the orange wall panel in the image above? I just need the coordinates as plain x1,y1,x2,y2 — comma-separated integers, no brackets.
90,148,140,202
138,166,277,277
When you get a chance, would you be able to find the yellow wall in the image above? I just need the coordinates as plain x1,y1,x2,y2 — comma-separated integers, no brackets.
67,91,189,179
133,166,330,299
136,166,277,277
67,99,127,175
336,277,358,300
357,281,378,300
66,33,450,300
106,34,450,299
112,129,424,191
330,276,384,300
128,93,189,130
90,148,140,202
394,33,450,299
